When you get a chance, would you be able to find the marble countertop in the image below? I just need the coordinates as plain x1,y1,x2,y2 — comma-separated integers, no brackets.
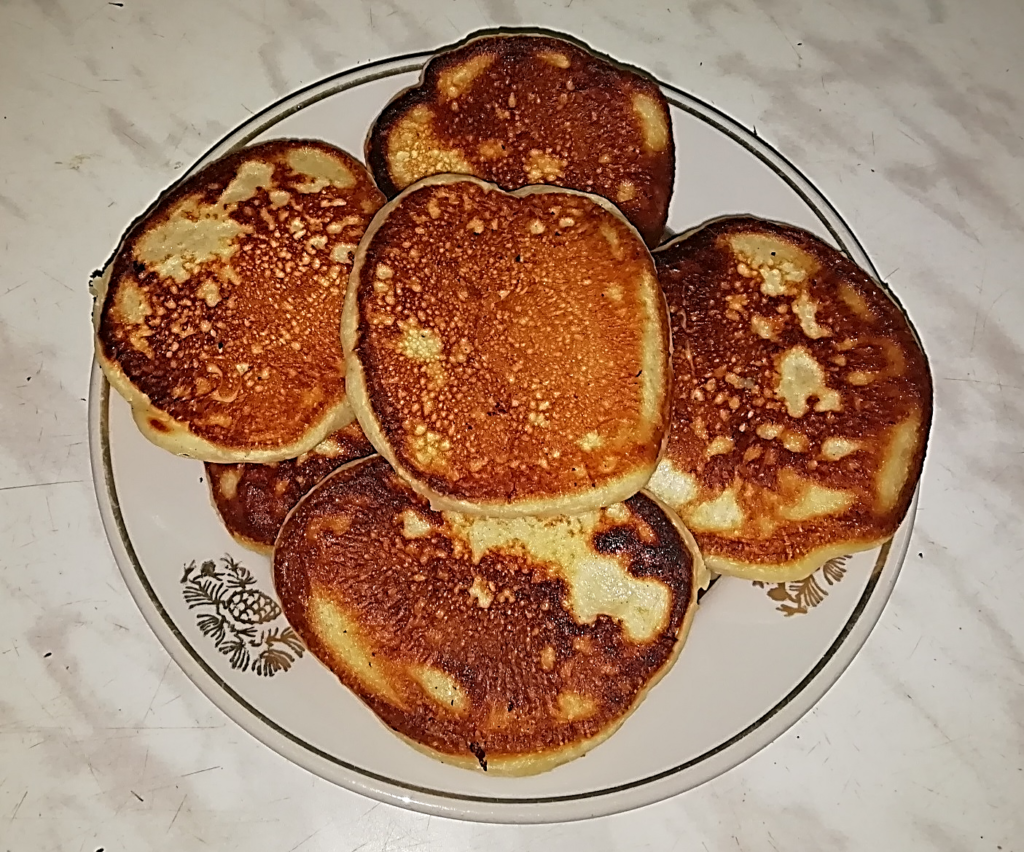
2,0,1022,848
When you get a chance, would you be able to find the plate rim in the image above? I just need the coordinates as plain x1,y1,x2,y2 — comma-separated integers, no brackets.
89,49,914,824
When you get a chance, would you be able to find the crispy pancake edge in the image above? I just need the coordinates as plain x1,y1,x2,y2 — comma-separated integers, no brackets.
652,215,933,581
341,173,673,518
364,30,675,246
91,140,369,463
274,455,708,775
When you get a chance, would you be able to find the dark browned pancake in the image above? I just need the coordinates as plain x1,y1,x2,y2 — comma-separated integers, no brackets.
206,420,374,553
93,139,385,462
342,175,672,518
648,217,932,581
274,455,707,775
366,33,674,245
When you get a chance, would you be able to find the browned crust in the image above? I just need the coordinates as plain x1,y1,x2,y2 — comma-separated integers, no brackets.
365,32,674,246
342,175,672,518
95,139,384,462
205,420,374,552
652,216,933,577
273,456,702,774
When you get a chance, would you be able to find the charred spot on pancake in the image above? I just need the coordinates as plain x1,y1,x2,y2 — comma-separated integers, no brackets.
366,33,674,245
468,742,488,771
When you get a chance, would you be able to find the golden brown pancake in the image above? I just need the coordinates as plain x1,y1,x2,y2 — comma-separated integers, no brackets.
342,175,672,518
93,139,385,462
366,32,674,246
274,455,707,775
205,420,374,553
648,217,932,581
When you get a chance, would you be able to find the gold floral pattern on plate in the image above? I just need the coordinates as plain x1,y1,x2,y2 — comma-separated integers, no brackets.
752,556,850,616
181,555,304,676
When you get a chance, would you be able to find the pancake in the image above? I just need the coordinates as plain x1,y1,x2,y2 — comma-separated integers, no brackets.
274,455,707,775
648,217,932,581
365,32,674,246
342,174,672,518
93,139,385,462
205,420,374,553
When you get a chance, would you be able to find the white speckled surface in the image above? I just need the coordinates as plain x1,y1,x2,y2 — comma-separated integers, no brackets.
1,0,1022,849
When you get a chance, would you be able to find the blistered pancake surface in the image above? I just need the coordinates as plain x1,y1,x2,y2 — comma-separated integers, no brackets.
94,139,385,462
366,33,674,245
343,176,671,517
206,420,374,552
274,456,704,774
649,217,932,580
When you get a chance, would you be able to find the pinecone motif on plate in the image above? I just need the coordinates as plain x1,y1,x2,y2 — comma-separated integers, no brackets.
225,587,281,625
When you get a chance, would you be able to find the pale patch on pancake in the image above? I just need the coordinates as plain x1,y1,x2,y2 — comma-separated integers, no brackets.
539,645,556,672
309,593,400,703
218,160,275,205
578,431,604,451
537,50,571,69
777,472,855,521
556,692,597,722
135,198,247,284
728,233,816,294
217,467,241,501
410,430,451,470
387,105,474,188
437,53,495,100
706,436,734,457
286,147,355,193
631,92,669,153
524,150,566,182
686,486,744,533
647,461,698,507
876,412,922,512
478,139,507,160
821,437,861,461
751,314,782,342
775,346,842,417
133,160,283,284
616,181,637,203
304,515,353,542
412,664,469,713
113,281,154,354
196,280,221,308
331,242,357,264
399,325,443,361
780,430,809,453
313,437,343,458
838,280,873,319
446,510,671,643
792,291,830,339
400,508,433,539
468,576,494,609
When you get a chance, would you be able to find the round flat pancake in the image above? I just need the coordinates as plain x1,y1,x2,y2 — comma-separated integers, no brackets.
648,217,932,581
93,139,385,462
342,174,672,518
366,32,674,246
274,455,707,775
206,420,374,553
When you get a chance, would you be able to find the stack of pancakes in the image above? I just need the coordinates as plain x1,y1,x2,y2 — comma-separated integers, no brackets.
93,31,931,775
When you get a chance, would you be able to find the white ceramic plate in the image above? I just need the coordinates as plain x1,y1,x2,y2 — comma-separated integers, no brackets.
89,51,916,824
